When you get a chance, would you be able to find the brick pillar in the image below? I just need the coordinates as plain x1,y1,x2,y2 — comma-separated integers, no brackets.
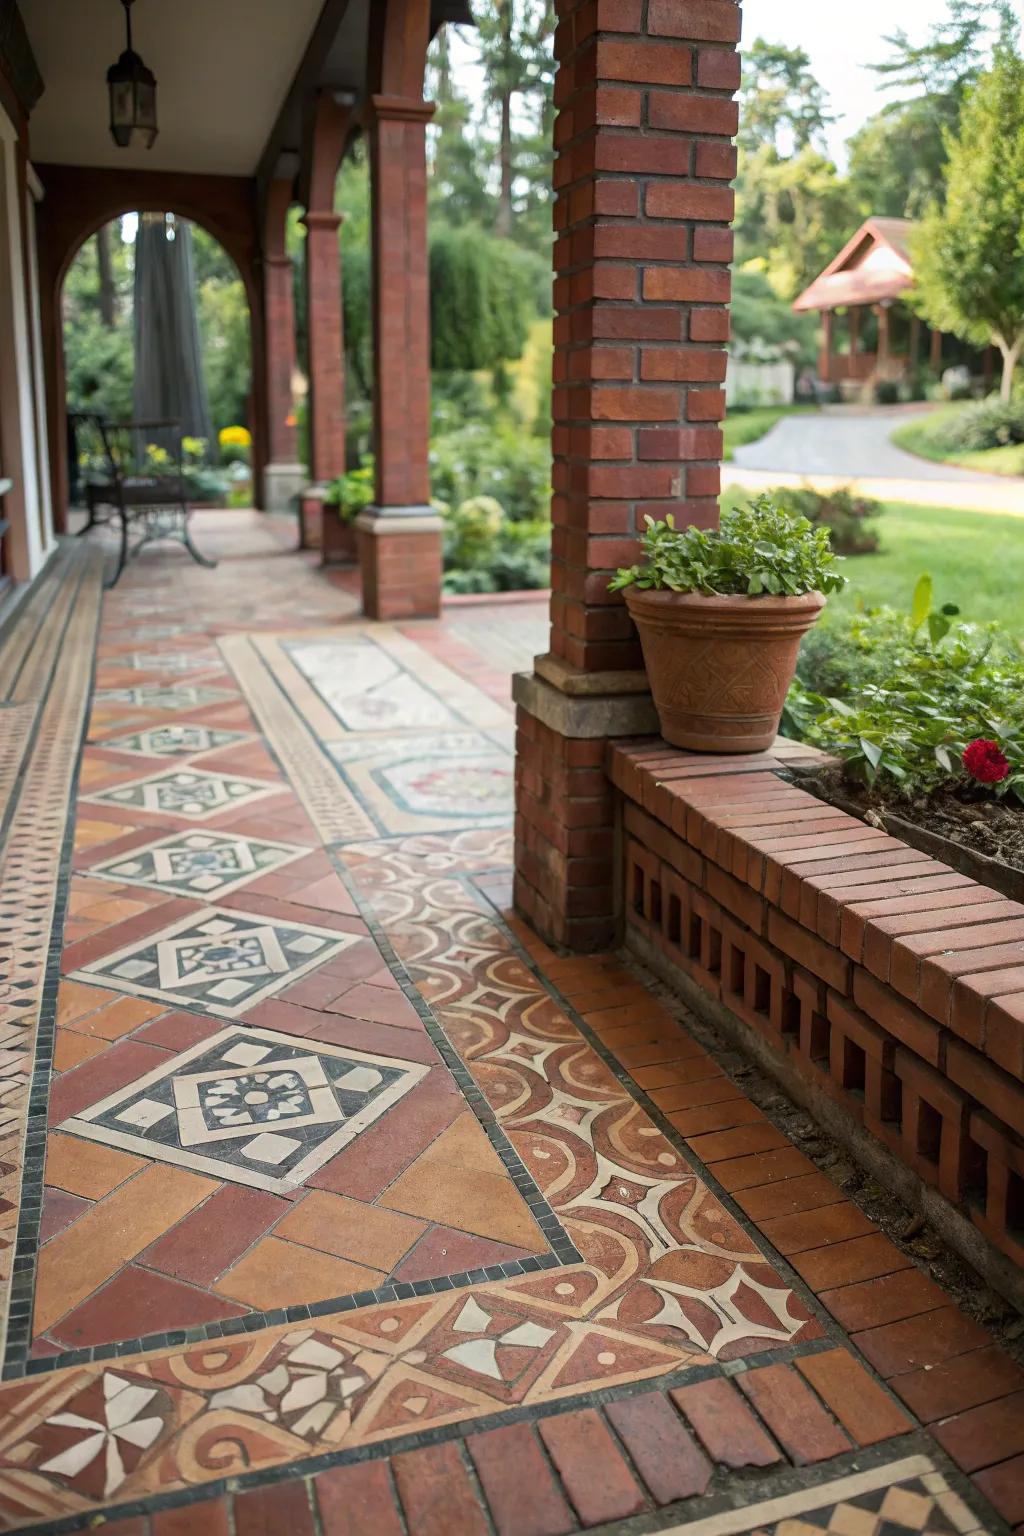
263,178,304,513
513,0,740,950
357,94,443,621
303,208,347,484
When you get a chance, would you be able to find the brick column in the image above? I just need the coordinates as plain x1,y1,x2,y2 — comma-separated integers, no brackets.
303,208,347,484
357,94,443,621
263,178,303,513
513,0,740,949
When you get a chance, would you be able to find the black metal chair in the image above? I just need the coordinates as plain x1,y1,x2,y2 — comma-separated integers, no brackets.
71,413,216,585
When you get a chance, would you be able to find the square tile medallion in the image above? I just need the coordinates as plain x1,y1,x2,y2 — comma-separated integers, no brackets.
68,907,362,1016
84,768,282,820
327,732,513,833
128,650,221,674
97,725,252,758
60,1025,428,1191
285,638,462,732
88,830,308,898
94,685,234,711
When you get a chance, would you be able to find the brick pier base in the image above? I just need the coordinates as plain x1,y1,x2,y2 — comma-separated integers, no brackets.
357,511,444,621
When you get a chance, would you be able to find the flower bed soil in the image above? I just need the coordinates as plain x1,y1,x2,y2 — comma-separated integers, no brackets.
792,764,1024,902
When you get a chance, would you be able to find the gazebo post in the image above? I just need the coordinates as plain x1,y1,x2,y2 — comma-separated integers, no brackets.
820,310,834,383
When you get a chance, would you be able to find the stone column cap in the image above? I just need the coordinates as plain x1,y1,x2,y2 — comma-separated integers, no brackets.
355,507,444,536
369,94,436,125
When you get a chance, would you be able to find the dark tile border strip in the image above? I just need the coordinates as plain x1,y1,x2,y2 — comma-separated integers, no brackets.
2,550,105,1378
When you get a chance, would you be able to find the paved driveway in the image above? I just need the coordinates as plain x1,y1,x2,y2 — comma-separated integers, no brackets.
729,406,1024,515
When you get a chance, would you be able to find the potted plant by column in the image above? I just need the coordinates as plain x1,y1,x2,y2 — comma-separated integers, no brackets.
610,496,846,752
321,457,374,566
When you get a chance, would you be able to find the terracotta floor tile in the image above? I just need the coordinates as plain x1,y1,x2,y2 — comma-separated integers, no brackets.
733,1172,846,1221
310,1069,463,1201
39,1187,90,1243
818,1268,951,1333
328,980,421,1029
56,979,117,1027
790,1233,912,1291
49,1264,248,1348
276,1191,427,1271
52,1028,109,1073
48,1040,172,1123
380,1158,547,1253
391,1225,536,1283
33,1164,217,1335
44,1132,144,1199
215,1235,384,1309
140,1185,290,1286
132,1011,226,1051
71,994,167,1040
893,1345,1024,1423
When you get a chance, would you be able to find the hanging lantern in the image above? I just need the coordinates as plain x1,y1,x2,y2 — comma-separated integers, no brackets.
107,0,158,150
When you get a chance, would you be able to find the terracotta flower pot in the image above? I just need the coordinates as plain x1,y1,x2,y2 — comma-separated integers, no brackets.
624,587,826,753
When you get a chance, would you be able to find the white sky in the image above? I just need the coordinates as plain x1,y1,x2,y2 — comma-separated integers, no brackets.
741,0,1022,166
451,0,1024,168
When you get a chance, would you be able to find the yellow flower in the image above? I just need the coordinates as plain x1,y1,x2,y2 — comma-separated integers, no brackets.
219,425,252,448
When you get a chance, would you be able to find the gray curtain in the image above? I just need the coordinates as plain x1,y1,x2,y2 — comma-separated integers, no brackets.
132,215,211,443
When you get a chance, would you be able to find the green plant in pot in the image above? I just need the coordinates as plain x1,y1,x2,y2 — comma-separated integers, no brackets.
321,458,375,564
610,497,846,752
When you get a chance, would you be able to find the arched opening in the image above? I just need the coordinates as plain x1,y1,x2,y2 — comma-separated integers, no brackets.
61,211,255,524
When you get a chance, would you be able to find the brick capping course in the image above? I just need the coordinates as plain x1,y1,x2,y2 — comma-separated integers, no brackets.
609,737,1024,1294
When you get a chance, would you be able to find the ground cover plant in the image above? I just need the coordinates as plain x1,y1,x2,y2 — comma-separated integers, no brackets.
785,576,1024,869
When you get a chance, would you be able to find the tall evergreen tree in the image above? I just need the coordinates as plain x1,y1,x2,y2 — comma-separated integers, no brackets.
912,16,1024,399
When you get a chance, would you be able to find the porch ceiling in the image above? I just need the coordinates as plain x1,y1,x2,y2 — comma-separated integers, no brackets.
22,0,326,176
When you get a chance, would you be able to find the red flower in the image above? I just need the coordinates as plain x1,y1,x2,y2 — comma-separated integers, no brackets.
963,738,1010,784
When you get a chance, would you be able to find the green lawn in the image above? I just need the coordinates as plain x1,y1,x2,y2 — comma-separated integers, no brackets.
721,489,1024,631
722,404,818,461
891,405,1024,477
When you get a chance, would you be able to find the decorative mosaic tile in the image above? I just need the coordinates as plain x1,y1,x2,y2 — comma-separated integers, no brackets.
16,1367,202,1503
60,1025,428,1192
93,685,234,711
286,638,461,732
97,724,253,758
68,907,362,1017
87,830,307,898
128,651,221,674
84,768,283,820
327,732,513,833
662,1457,982,1536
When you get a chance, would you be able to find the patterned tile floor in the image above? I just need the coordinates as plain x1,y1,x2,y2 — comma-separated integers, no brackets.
0,515,1018,1534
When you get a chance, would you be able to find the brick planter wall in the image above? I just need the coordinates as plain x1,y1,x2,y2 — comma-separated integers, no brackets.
609,740,1024,1306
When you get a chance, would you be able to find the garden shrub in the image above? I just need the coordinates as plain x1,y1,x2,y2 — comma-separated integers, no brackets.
873,379,901,405
938,396,1024,452
785,576,1024,800
766,485,881,556
441,502,550,594
430,424,551,523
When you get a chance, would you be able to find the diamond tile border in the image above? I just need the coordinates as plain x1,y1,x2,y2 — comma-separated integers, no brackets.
66,907,363,1018
60,1025,429,1193
95,725,255,759
657,1455,982,1536
82,767,285,821
93,686,235,711
86,829,308,898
